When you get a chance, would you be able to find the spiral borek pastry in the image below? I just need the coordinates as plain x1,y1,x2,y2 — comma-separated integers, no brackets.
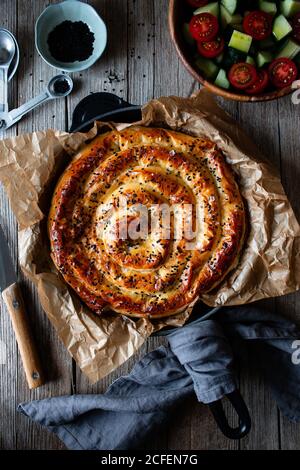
49,127,246,318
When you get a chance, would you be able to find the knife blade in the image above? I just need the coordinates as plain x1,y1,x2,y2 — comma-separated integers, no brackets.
0,224,44,389
0,224,17,292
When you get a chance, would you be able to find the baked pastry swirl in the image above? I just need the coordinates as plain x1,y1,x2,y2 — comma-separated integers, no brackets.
49,126,246,318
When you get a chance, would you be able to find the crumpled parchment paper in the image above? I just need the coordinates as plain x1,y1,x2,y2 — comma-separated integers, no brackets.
0,90,299,382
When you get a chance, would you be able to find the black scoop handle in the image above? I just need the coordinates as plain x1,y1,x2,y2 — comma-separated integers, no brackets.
70,92,141,132
209,389,251,440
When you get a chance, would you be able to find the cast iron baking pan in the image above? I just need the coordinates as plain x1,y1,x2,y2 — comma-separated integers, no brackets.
70,92,251,440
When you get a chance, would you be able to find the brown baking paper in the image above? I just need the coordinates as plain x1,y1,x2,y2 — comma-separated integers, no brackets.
0,90,299,382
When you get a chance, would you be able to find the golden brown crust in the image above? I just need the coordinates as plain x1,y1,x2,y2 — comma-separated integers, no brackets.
48,126,246,318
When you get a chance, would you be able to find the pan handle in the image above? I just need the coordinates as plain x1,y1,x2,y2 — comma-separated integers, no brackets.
70,92,138,132
208,389,251,440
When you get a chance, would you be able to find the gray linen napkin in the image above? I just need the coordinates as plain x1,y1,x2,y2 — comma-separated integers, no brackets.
18,305,300,450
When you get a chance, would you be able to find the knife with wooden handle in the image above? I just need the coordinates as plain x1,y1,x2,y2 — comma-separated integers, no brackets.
0,225,44,389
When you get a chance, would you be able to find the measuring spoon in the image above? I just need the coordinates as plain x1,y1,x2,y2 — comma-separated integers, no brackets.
0,29,16,118
0,28,19,83
2,74,73,130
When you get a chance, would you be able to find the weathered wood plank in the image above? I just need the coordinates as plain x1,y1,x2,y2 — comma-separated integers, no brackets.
127,0,170,450
151,2,239,450
238,321,280,450
127,0,155,104
16,0,72,450
277,94,300,450
197,97,239,451
0,0,299,451
0,0,20,450
154,0,196,99
66,0,129,125
277,289,300,450
236,99,282,450
0,0,72,450
70,0,133,397
150,0,194,450
71,5,166,423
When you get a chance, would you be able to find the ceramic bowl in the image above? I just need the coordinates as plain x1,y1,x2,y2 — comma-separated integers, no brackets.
169,0,299,102
35,0,107,73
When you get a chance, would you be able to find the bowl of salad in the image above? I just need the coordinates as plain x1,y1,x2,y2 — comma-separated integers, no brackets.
169,0,300,101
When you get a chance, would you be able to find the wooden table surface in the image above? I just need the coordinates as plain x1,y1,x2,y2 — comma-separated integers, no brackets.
0,0,300,450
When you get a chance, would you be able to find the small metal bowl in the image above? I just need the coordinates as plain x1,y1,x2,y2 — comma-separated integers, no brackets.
35,0,107,73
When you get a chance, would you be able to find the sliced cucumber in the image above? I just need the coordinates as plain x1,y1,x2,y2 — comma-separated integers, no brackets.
221,0,237,15
231,14,243,24
280,0,300,17
220,5,242,29
295,52,300,66
220,5,232,29
223,25,235,42
256,50,273,67
246,55,255,65
193,2,219,17
259,37,277,50
222,47,246,69
194,57,218,79
214,68,230,89
231,22,244,32
276,38,300,58
228,30,253,54
249,43,257,56
182,23,195,46
259,0,277,15
221,5,235,29
273,14,293,41
215,52,225,64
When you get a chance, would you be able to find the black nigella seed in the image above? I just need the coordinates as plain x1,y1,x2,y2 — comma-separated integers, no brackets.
53,78,71,95
47,20,95,63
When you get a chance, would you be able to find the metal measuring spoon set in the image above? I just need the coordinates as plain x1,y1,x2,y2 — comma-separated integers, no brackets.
0,28,73,130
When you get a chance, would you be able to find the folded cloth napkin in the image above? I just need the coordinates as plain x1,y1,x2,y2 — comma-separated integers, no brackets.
18,305,300,450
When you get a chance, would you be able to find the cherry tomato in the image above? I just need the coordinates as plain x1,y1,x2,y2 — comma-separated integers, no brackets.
291,12,300,43
243,11,273,40
189,13,219,42
245,69,269,95
268,58,298,89
186,0,208,7
228,62,258,89
197,36,224,58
